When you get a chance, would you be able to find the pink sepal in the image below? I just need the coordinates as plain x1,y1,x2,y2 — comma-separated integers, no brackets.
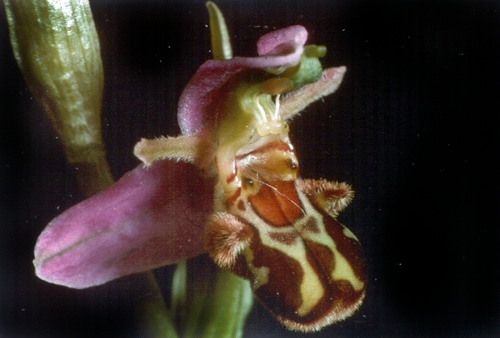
34,160,213,289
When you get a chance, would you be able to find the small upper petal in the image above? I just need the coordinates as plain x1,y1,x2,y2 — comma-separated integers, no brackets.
34,160,213,289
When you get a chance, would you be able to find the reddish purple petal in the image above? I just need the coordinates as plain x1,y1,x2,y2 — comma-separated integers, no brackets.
280,66,347,120
178,25,308,135
34,160,213,289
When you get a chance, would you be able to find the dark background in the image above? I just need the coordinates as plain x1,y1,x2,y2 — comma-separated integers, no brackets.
1,0,499,337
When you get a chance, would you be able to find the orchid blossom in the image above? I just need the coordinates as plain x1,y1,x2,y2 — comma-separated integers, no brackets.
28,1,362,333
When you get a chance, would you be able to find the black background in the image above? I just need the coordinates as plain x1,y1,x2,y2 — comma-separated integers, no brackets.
1,0,499,337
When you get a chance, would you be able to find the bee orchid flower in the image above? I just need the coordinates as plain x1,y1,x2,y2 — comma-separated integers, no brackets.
32,2,361,333
34,11,346,292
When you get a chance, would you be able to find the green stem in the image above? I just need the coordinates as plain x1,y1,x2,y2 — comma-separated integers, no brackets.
137,272,179,338
183,256,253,338
201,270,253,338
171,260,188,330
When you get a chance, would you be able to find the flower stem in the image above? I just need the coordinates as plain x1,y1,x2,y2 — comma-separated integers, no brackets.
182,256,253,338
171,260,188,329
137,272,179,338
200,269,253,338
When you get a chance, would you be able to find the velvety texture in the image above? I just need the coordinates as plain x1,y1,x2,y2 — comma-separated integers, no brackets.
34,161,213,288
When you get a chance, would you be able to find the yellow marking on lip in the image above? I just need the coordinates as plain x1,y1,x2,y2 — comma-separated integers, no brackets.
254,222,325,316
331,248,365,292
244,248,270,289
296,260,324,316
296,191,365,292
